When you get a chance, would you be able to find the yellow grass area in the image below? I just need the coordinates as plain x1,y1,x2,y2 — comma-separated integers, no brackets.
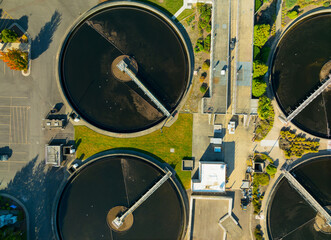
75,114,193,189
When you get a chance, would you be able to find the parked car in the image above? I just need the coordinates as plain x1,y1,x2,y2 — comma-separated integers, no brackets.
0,154,9,161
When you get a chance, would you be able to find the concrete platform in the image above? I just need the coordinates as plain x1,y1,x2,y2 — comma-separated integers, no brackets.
188,195,232,240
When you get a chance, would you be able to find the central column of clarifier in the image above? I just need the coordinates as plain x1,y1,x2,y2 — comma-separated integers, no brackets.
107,206,134,232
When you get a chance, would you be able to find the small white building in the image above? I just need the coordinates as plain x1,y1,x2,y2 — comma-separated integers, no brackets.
192,162,227,193
45,145,62,167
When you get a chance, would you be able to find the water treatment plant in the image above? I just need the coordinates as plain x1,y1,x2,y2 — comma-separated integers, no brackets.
57,1,192,137
1,1,331,240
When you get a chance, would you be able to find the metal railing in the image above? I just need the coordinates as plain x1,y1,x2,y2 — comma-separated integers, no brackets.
286,75,331,122
112,168,172,228
117,60,170,117
282,169,331,226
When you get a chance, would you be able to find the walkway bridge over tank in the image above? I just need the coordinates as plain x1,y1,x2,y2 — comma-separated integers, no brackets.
117,60,171,117
282,168,331,226
285,75,331,122
112,168,172,228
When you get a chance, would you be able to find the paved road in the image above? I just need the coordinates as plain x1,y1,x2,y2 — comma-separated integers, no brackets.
0,0,98,239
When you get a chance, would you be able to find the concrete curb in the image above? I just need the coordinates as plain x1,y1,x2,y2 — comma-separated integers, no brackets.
55,0,193,138
0,193,30,240
187,195,232,240
52,149,189,240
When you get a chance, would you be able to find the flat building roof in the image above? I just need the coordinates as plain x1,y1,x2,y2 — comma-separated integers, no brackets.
192,161,226,192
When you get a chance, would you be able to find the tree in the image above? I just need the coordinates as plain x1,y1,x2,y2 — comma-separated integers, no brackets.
252,78,267,97
206,22,211,33
202,60,210,70
257,96,274,120
0,29,18,43
194,38,204,53
253,60,268,78
0,49,28,71
254,24,270,48
266,164,277,177
203,34,211,53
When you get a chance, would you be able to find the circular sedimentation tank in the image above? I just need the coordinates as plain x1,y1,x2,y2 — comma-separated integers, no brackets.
267,156,331,240
271,13,331,139
55,153,187,240
58,1,191,136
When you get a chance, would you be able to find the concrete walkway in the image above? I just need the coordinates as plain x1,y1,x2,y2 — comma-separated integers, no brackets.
173,0,213,19
0,1,98,239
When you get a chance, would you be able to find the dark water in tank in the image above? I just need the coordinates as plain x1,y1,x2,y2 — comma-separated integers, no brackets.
268,157,331,240
271,14,331,138
61,6,189,133
57,156,185,240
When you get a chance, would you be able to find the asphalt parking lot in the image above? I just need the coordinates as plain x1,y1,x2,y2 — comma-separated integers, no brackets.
0,96,31,173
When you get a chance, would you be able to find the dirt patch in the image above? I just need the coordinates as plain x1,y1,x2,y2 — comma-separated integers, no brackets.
179,4,212,113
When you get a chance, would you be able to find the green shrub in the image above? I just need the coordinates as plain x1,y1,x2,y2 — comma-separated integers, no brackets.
323,1,330,7
204,34,211,53
287,10,298,19
194,38,204,53
206,22,212,32
198,18,208,30
266,164,277,177
253,173,270,186
286,0,298,8
0,29,18,43
254,45,261,60
198,4,211,17
257,96,274,120
252,78,267,97
279,129,320,158
186,15,195,25
253,61,268,78
254,24,270,48
202,60,210,70
200,84,208,93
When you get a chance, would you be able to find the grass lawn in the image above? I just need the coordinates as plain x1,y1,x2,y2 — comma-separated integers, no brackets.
177,8,195,22
75,114,193,189
144,0,183,15
99,0,183,15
